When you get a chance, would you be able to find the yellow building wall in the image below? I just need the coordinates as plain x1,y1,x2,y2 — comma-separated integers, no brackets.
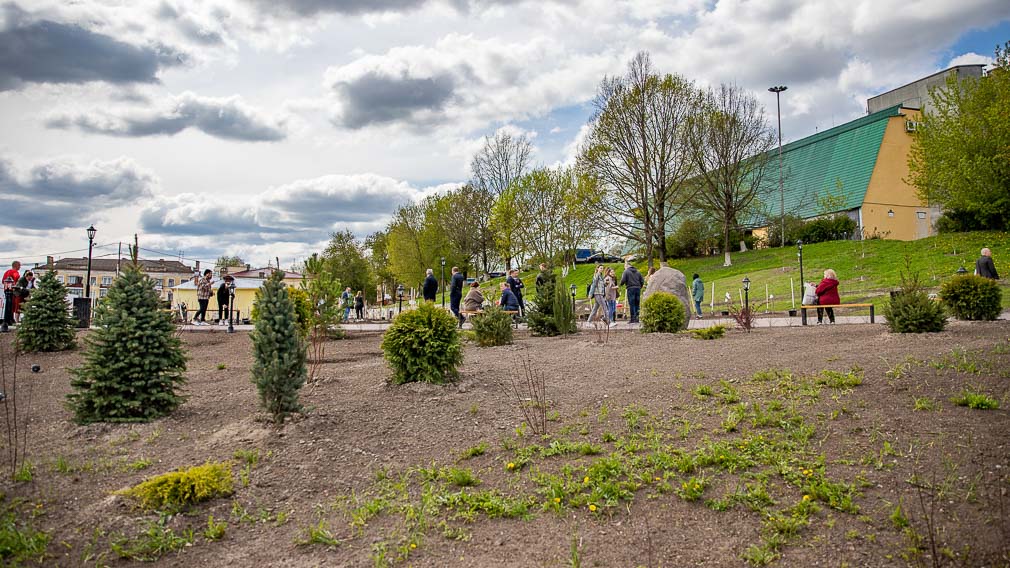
861,111,936,240
172,288,259,321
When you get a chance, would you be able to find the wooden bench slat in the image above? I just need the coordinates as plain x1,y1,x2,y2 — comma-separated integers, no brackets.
801,303,872,308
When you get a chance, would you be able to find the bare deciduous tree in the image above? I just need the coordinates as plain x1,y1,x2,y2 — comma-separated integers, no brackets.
687,84,775,266
471,131,532,270
578,52,701,268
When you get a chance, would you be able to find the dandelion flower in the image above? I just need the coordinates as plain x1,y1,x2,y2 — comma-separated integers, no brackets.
507,462,516,470
554,497,561,503
589,504,597,512
410,543,417,549
802,495,811,502
583,476,590,484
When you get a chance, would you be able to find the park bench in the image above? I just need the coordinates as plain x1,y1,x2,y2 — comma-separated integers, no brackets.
799,303,875,325
460,309,521,328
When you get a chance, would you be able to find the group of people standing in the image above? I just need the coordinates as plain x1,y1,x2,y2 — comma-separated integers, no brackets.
586,262,647,326
191,269,234,326
2,261,36,326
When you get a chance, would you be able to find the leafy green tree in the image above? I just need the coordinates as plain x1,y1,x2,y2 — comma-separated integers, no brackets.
578,52,702,268
251,271,306,423
68,248,186,423
365,230,394,298
215,255,245,270
908,42,1010,230
17,271,76,352
490,184,526,270
321,230,372,295
686,83,775,266
555,167,601,267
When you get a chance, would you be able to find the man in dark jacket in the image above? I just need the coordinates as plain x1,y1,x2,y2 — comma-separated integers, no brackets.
499,281,520,311
619,262,645,323
506,269,525,315
449,266,465,326
975,248,999,280
422,268,438,302
216,276,232,325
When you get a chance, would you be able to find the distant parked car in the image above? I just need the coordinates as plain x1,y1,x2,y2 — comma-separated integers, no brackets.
585,252,623,264
485,271,506,280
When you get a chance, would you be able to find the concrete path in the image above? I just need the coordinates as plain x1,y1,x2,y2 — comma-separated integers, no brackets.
173,309,1010,333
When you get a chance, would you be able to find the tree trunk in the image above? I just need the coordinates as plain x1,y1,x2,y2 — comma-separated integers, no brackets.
723,222,732,267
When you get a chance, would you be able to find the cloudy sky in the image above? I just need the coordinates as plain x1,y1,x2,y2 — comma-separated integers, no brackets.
1,0,1007,269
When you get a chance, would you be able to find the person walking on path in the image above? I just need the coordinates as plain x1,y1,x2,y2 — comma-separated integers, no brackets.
354,291,365,320
422,269,438,302
619,262,644,323
449,266,465,326
341,287,353,321
506,269,525,316
498,281,520,311
691,273,704,319
216,275,231,325
815,269,840,324
588,265,612,326
605,267,618,323
975,248,999,279
463,281,484,312
195,269,213,325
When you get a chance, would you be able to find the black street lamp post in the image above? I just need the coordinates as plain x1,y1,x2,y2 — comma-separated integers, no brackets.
797,240,807,325
570,283,577,317
397,284,404,314
227,279,236,333
85,225,96,299
768,86,787,246
440,257,446,309
956,266,968,275
742,277,751,313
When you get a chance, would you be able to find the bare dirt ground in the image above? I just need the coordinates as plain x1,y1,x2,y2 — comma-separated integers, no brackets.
2,321,1009,567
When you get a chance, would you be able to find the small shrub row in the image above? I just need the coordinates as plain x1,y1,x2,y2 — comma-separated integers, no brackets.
641,292,686,333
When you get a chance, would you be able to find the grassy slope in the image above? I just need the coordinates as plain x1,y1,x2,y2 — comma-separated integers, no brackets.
487,231,1010,312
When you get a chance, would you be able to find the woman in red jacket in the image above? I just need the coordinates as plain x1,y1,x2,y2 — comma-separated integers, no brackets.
815,269,840,324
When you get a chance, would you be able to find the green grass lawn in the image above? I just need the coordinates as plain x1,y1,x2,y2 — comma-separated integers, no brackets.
485,231,1010,313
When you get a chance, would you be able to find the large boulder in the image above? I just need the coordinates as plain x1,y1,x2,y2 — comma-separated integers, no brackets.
642,267,692,330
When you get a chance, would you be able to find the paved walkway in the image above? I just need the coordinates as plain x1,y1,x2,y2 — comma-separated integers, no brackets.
173,308,1010,333
176,313,883,333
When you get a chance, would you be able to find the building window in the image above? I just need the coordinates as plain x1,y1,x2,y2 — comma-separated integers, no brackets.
100,289,109,298
916,211,927,220
68,288,83,297
56,275,64,284
101,276,113,286
168,278,175,287
90,276,97,285
69,276,83,285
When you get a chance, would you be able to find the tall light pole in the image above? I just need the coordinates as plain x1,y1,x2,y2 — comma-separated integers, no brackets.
797,240,807,326
768,86,787,246
85,225,96,299
440,257,446,309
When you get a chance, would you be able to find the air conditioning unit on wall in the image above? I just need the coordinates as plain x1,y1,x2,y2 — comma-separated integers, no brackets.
905,120,920,132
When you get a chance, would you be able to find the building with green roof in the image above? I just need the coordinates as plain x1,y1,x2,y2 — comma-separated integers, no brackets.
759,102,934,242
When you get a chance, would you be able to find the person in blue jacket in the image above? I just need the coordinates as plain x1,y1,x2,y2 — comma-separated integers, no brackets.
499,281,520,311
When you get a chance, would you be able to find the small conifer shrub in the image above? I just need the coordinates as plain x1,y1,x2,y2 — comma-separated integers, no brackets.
471,304,513,346
640,291,686,333
882,268,946,333
939,274,1001,321
68,248,187,424
528,270,576,336
116,461,234,512
251,271,307,424
17,270,76,352
381,302,462,384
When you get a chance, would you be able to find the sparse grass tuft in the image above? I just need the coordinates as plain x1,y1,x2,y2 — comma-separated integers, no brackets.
296,519,341,547
203,515,227,541
459,443,488,461
950,388,1000,410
